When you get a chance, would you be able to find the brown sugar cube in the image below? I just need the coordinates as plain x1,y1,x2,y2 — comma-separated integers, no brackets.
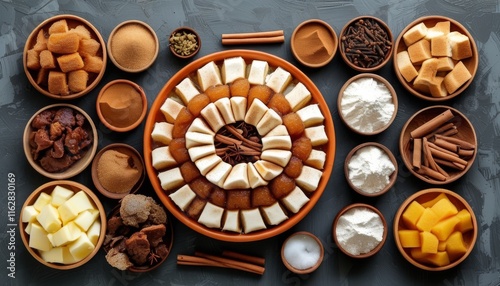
448,31,473,60
78,38,101,56
33,30,48,52
436,57,455,72
69,25,91,40
83,55,103,73
413,81,430,94
57,52,84,72
425,21,450,40
47,32,80,54
48,71,69,95
431,35,451,57
408,39,432,64
26,49,41,70
414,58,439,87
428,76,448,98
443,61,472,94
48,19,69,34
68,70,89,93
397,50,418,82
39,50,56,69
403,22,428,46
36,68,49,86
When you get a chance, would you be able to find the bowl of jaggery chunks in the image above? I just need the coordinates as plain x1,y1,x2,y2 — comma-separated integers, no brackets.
24,14,107,100
393,188,477,271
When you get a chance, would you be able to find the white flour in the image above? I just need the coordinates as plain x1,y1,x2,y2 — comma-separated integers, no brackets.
340,77,395,133
335,207,384,256
348,145,395,194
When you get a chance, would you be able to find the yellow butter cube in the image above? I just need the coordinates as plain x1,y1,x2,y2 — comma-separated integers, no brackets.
33,192,52,211
50,185,74,207
69,233,95,260
446,231,468,261
455,209,473,233
425,251,450,267
402,201,426,229
421,193,448,208
36,204,62,233
58,201,79,225
22,205,39,223
398,230,421,248
430,198,458,221
438,240,447,252
73,209,99,231
416,208,440,232
29,223,52,252
62,246,78,264
39,247,64,264
431,215,460,241
420,231,439,254
64,190,95,215
47,233,55,247
52,222,82,247
86,220,101,246
25,222,33,235
410,247,428,260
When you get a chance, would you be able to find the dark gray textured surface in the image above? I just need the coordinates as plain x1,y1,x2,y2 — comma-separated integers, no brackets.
1,0,499,285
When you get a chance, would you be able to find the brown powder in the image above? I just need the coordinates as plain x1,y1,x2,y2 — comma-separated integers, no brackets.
97,149,141,194
110,23,156,70
99,82,143,128
294,23,335,65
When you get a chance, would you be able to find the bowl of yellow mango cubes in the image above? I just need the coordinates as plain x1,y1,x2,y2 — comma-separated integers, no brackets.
19,180,106,270
393,188,477,271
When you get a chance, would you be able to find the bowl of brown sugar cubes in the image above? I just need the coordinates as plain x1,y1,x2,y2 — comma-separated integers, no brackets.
24,14,107,100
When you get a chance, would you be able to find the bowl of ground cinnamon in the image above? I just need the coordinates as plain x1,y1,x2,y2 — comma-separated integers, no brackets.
96,79,148,132
291,19,338,68
107,20,159,73
91,143,145,200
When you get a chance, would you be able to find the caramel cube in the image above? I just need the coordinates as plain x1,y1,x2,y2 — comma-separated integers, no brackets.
402,200,425,229
407,39,431,64
78,38,100,56
430,197,458,220
36,68,50,86
443,61,472,94
455,209,473,233
57,52,84,72
68,70,89,93
82,55,103,73
425,251,450,267
33,30,48,52
414,58,439,87
69,25,91,40
48,19,68,34
39,50,56,69
26,49,41,70
445,231,468,260
415,208,440,232
431,35,451,57
48,32,80,54
48,71,69,95
398,229,421,248
420,231,439,254
431,215,460,241
421,193,448,208
428,76,447,98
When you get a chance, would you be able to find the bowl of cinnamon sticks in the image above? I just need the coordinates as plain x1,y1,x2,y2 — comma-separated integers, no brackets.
399,105,477,184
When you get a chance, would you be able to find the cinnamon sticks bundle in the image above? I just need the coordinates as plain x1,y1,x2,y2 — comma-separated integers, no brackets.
409,109,475,181
221,30,284,45
177,250,265,275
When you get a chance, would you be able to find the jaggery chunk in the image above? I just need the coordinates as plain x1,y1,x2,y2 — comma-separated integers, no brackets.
70,25,91,40
180,161,201,183
48,19,69,34
187,93,210,117
283,112,305,137
36,68,50,86
206,84,230,102
226,190,251,210
169,138,190,164
26,49,41,70
209,187,226,208
78,38,101,56
68,70,89,93
230,78,250,97
172,108,195,138
284,156,303,178
247,85,273,107
125,232,150,265
186,197,206,219
141,224,166,247
189,177,213,199
48,32,80,54
251,186,276,207
39,50,56,69
267,93,292,116
48,71,69,95
57,52,84,73
269,173,296,199
33,30,48,52
291,136,312,161
83,55,103,73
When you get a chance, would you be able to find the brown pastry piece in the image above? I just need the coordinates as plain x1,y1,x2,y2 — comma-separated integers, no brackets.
105,248,133,271
125,232,150,265
141,224,166,247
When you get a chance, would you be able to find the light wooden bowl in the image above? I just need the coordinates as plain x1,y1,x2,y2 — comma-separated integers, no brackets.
169,26,201,59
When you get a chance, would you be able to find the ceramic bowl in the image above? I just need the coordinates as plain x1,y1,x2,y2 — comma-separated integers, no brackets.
23,103,98,180
337,73,398,135
338,16,393,72
169,26,201,59
108,20,159,72
333,203,388,258
281,231,324,274
23,14,107,100
19,180,106,270
143,50,336,242
291,19,338,68
96,79,148,132
393,188,478,271
399,105,477,184
393,15,478,101
344,142,397,197
91,143,145,200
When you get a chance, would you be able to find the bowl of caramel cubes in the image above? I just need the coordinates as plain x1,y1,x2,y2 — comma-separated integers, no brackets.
23,14,107,100
394,188,477,271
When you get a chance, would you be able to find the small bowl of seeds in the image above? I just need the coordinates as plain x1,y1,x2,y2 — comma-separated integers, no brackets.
169,26,201,59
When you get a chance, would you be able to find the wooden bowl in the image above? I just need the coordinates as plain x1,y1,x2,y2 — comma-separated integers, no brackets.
91,143,145,200
96,79,148,132
108,20,159,73
399,105,477,184
332,203,387,258
23,103,98,179
393,188,478,271
281,231,324,274
393,16,478,101
169,26,201,59
143,50,336,242
291,19,338,68
338,73,398,135
23,14,107,100
19,180,106,270
338,16,393,72
344,142,397,197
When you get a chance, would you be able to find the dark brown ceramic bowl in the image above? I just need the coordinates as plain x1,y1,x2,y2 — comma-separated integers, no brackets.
339,16,393,72
169,26,201,59
23,103,98,180
91,143,145,200
281,231,324,274
333,203,388,258
344,142,397,197
291,19,338,68
19,180,106,270
23,14,107,100
399,105,477,184
393,16,478,101
393,188,477,271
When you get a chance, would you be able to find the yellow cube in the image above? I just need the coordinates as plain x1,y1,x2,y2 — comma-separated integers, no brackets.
33,192,52,211
36,204,62,233
69,233,95,261
39,247,64,264
446,231,468,260
420,231,439,254
398,230,421,248
402,201,426,229
438,240,447,252
86,220,101,246
431,215,460,241
425,251,450,267
52,222,82,247
421,193,448,208
74,209,99,232
455,209,474,233
62,246,78,264
29,223,52,252
430,198,458,221
50,185,74,207
22,205,39,223
416,208,440,232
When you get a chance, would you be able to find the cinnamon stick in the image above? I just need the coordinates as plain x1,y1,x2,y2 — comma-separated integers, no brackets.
222,250,265,267
429,147,468,166
195,251,265,275
425,122,455,139
410,109,454,138
177,254,264,275
434,158,466,170
222,30,284,39
435,134,476,150
222,36,285,45
412,138,422,169
417,165,447,181
433,138,459,153
427,142,459,158
441,127,458,137
458,148,475,157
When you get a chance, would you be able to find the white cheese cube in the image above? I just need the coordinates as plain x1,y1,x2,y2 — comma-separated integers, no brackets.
244,99,267,126
169,184,196,211
36,204,62,233
198,202,224,228
195,153,222,176
214,97,236,125
230,96,247,121
295,165,323,192
187,117,215,135
241,208,267,233
200,102,225,132
222,57,246,84
256,108,282,136
73,209,99,231
265,125,289,137
248,60,269,85
285,82,311,112
262,135,292,150
68,233,95,261
206,161,232,188
261,202,288,225
305,149,327,170
266,67,292,93
188,144,216,162
281,186,310,213
86,220,101,246
22,205,39,223
52,221,82,247
29,223,52,252
33,192,52,211
160,97,185,123
296,104,325,127
223,163,250,190
185,131,215,148
152,146,177,170
151,122,174,145
197,61,222,91
175,77,201,104
304,125,328,146
261,149,292,167
222,210,241,233
253,160,283,181
158,167,184,191
50,185,75,207
247,163,268,188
